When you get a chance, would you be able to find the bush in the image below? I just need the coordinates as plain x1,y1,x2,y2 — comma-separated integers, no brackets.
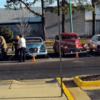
0,26,13,43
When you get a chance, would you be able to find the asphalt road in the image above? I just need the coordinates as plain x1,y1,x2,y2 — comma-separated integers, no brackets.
0,53,100,80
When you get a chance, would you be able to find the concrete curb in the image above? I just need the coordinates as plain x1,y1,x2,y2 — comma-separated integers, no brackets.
74,75,100,87
56,78,74,100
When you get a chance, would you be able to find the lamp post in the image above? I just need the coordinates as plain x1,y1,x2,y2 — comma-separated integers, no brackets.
57,0,63,97
69,0,73,33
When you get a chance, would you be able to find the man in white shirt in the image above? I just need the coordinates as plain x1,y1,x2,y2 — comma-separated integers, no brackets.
18,34,26,62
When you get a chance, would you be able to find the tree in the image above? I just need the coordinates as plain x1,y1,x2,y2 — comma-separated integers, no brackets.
51,0,93,33
51,0,73,33
14,6,32,37
77,0,100,36
0,26,13,42
5,0,52,40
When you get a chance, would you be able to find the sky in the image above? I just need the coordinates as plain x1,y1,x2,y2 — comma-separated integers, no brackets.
0,0,92,8
0,0,42,8
0,0,6,8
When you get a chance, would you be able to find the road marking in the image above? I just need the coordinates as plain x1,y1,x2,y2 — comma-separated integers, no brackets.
73,61,83,63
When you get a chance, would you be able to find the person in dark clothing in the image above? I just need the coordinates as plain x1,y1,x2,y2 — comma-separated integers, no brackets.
13,36,20,60
18,35,26,62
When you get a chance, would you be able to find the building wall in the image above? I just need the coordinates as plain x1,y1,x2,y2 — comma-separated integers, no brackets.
45,7,85,39
0,22,42,38
85,20,100,37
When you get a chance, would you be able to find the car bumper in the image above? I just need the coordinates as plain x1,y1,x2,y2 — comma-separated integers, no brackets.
64,51,87,55
64,48,87,55
25,52,47,57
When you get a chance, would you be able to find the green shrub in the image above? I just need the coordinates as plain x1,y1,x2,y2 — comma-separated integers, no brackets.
0,26,13,43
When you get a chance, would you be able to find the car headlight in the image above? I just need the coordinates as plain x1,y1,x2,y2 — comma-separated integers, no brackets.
64,46,67,49
40,45,46,52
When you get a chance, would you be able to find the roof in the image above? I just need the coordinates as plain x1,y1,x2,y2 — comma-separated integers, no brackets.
0,7,42,23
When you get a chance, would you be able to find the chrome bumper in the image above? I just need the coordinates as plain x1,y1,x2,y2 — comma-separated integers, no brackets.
64,51,87,55
25,52,47,57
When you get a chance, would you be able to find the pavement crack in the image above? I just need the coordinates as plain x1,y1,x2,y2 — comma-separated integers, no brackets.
9,81,13,89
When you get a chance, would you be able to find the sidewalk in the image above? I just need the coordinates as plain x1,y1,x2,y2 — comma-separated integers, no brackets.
0,78,67,100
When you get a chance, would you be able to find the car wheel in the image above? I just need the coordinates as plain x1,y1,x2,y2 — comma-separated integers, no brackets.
97,45,100,51
90,48,93,53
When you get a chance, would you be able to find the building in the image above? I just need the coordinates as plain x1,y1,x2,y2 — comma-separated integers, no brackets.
0,7,86,39
85,5,100,36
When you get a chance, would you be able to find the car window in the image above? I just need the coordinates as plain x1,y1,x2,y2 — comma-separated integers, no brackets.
62,35,77,39
92,36,98,42
26,38,42,42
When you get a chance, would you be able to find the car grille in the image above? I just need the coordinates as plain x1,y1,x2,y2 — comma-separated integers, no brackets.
29,48,38,53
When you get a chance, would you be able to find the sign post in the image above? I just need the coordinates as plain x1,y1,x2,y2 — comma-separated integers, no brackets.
57,0,62,97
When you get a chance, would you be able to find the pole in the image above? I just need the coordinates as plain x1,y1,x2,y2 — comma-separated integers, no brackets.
69,0,73,33
57,0,62,97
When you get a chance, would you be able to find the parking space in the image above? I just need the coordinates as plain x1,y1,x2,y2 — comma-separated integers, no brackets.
1,49,100,61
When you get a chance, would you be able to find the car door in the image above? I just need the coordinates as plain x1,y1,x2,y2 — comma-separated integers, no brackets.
91,36,98,49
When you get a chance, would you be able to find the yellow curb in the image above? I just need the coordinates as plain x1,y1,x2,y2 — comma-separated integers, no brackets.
56,77,74,100
0,80,13,82
74,75,100,87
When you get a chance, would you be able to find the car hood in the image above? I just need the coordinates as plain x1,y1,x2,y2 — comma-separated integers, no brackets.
26,42,43,49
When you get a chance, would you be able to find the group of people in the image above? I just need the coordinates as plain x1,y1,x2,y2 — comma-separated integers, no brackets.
0,34,26,62
13,34,26,62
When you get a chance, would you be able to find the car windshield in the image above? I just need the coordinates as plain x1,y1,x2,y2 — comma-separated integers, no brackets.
62,35,77,39
25,38,42,43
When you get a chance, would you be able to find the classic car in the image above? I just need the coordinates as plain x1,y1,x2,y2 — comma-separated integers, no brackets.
25,37,47,57
53,33,87,56
88,34,100,52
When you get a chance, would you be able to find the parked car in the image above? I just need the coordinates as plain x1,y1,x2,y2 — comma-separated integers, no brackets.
53,33,87,56
88,34,100,52
25,37,47,57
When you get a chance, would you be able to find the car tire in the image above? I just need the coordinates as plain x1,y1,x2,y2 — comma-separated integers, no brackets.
90,48,93,53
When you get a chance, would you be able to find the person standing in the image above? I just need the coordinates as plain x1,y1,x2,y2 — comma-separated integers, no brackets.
13,35,20,60
0,36,7,60
18,34,26,62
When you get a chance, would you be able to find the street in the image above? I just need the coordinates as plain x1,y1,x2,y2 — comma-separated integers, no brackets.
0,55,100,80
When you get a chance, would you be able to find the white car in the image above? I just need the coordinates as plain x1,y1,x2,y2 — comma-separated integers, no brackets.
88,34,100,52
25,37,47,57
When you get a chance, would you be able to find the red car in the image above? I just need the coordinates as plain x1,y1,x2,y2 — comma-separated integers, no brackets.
53,33,87,56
